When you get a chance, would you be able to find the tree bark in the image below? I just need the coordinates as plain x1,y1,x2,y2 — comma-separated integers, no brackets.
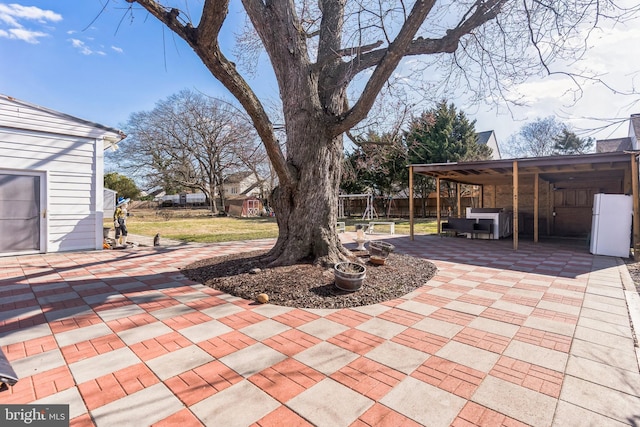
266,121,350,266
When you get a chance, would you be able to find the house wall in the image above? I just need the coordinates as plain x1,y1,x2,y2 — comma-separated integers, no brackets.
483,181,552,235
482,176,624,237
0,127,102,252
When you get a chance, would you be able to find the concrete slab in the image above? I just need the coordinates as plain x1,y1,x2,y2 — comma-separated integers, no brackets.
37,291,80,304
412,317,464,339
552,400,630,427
91,383,184,427
560,375,640,425
570,338,640,372
565,355,640,395
191,380,280,425
12,348,65,378
219,343,287,377
146,345,213,380
356,317,407,340
0,322,50,346
436,341,500,373
380,376,465,427
151,303,196,320
522,316,576,336
365,341,429,374
394,300,439,316
54,323,112,347
117,322,174,345
294,341,359,376
33,386,87,420
573,325,635,351
297,318,350,340
69,347,141,383
96,304,146,322
444,300,486,316
473,375,556,427
503,340,568,372
288,378,373,427
250,304,295,318
467,316,520,338
490,300,535,315
239,319,291,341
178,319,233,343
577,316,632,338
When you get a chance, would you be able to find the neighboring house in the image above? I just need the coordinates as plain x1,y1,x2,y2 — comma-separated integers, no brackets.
596,113,640,152
476,130,502,159
0,94,125,256
222,171,262,197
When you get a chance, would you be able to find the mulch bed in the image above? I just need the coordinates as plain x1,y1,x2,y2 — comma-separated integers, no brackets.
182,250,437,309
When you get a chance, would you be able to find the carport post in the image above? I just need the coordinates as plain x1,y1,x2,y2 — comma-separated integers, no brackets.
632,154,640,260
534,172,539,243
513,161,519,251
409,166,414,241
436,177,441,234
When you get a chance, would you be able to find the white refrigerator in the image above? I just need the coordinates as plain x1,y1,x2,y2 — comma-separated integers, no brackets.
590,193,633,257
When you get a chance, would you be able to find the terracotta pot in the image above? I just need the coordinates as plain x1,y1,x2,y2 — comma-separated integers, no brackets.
369,256,386,265
334,262,366,292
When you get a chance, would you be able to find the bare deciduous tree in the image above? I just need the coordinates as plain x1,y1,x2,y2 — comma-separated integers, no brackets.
119,0,639,265
111,89,263,213
503,116,565,158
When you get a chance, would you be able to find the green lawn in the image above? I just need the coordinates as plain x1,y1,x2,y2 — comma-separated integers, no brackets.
119,209,438,243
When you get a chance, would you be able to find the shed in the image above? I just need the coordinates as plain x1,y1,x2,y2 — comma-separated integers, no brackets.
0,94,126,256
226,196,263,217
104,188,117,221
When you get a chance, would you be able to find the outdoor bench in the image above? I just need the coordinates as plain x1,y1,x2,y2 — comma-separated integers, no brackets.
441,217,493,239
368,221,395,234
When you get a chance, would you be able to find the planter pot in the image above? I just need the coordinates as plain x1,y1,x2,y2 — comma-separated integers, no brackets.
369,256,386,266
334,262,366,292
368,241,395,258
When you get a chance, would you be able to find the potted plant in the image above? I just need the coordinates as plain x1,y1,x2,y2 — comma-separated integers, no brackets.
334,262,366,291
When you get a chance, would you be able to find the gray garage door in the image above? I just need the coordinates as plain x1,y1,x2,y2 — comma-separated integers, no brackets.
0,174,40,253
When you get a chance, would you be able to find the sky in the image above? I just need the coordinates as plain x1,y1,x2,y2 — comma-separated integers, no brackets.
1,1,640,153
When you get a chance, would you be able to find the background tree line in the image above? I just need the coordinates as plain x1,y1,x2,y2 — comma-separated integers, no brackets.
107,95,596,217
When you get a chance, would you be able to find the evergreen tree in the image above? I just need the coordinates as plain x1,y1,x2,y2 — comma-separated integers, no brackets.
553,129,594,155
405,101,492,164
405,101,491,217
104,172,140,201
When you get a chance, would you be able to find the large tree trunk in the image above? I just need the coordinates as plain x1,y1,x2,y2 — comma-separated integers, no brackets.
265,122,350,266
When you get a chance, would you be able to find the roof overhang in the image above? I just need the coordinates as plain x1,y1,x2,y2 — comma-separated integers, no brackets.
410,151,639,187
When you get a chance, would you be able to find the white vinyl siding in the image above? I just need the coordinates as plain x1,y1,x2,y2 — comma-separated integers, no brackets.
0,94,122,254
0,97,115,141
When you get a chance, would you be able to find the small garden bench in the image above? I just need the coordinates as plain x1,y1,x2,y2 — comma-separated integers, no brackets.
368,221,395,234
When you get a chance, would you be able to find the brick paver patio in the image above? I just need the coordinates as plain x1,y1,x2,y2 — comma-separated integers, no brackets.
1,234,639,426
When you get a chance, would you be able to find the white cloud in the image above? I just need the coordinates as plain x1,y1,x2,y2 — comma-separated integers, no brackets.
111,45,123,53
68,38,110,56
0,26,47,43
0,3,61,43
69,38,94,55
0,3,61,23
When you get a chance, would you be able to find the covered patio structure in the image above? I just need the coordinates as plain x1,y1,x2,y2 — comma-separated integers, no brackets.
408,151,640,258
